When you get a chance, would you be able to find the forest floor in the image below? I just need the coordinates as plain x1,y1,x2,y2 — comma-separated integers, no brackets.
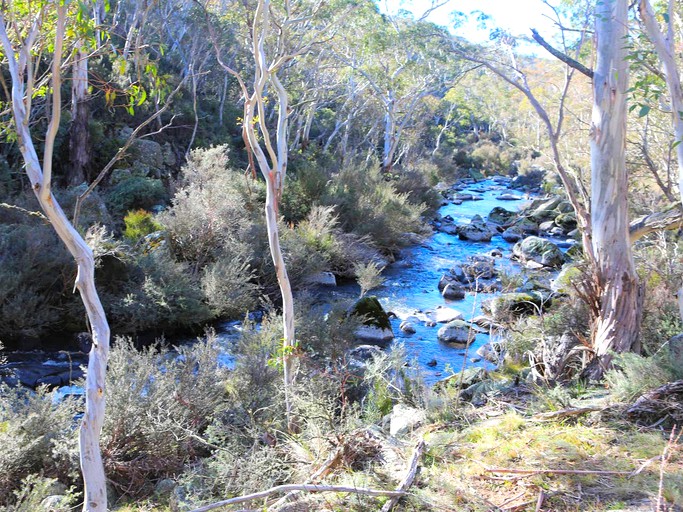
122,383,680,512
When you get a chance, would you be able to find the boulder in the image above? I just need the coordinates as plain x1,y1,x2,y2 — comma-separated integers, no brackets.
348,344,382,363
513,236,565,268
477,342,503,363
390,404,426,437
461,255,496,280
437,223,459,235
305,271,337,287
350,296,394,345
399,321,417,334
497,193,523,201
539,220,555,233
512,217,540,235
484,292,549,321
554,212,577,231
529,196,562,221
437,366,487,389
437,320,474,345
457,215,494,242
431,307,464,324
442,284,466,300
501,225,524,243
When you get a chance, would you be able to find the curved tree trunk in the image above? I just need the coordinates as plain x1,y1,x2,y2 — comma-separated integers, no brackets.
587,0,642,379
0,7,110,511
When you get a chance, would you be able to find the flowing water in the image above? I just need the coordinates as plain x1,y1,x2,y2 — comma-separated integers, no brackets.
4,178,544,394
210,178,535,385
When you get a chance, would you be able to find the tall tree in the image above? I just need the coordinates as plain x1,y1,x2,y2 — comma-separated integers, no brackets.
587,0,642,377
0,2,110,510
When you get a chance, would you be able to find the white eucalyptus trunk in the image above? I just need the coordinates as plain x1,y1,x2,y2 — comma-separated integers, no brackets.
0,8,110,511
639,0,683,323
589,0,642,376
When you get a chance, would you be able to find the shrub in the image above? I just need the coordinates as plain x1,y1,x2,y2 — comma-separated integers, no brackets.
324,164,427,253
102,335,229,497
106,177,167,218
159,149,258,269
123,210,162,241
355,261,385,298
605,349,683,402
0,223,78,343
201,257,259,318
0,385,80,503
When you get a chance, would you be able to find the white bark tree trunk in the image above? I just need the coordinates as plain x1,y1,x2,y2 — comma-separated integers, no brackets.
588,0,642,378
639,0,683,324
69,45,89,185
0,7,110,511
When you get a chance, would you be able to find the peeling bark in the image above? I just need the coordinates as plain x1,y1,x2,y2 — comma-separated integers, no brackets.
586,0,642,379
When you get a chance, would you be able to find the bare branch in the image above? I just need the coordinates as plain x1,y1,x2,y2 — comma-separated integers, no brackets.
629,204,683,243
530,29,593,78
73,75,189,226
189,484,406,512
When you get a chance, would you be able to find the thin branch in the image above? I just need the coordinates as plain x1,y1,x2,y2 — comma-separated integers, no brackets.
41,3,66,202
189,484,406,512
530,29,593,78
629,204,683,243
73,75,189,226
380,439,425,512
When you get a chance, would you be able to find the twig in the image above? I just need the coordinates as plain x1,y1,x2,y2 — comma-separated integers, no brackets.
497,490,527,508
657,426,681,512
535,489,545,511
380,439,426,512
0,202,48,221
531,406,602,421
267,447,343,510
189,484,406,512
486,467,630,476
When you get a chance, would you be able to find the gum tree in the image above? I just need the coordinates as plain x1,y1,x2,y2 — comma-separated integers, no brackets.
587,0,642,376
0,1,110,510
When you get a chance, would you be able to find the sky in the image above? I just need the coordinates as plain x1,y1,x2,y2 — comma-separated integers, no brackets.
379,0,561,44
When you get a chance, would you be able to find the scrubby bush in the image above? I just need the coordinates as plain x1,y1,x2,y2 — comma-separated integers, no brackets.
0,385,80,503
605,349,683,402
106,177,167,217
323,164,427,253
0,223,78,343
201,257,259,318
107,249,213,333
123,209,162,241
102,335,229,497
159,147,258,268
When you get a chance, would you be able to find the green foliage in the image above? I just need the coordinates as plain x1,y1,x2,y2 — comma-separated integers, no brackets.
201,258,259,318
0,385,80,503
354,261,385,297
159,146,258,269
4,475,79,512
102,335,229,497
106,177,167,218
109,249,213,333
0,223,77,342
123,210,162,241
605,349,683,402
323,163,427,253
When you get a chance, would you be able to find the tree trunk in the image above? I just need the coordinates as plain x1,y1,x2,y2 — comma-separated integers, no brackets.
69,46,89,186
382,96,396,172
586,0,642,379
639,0,683,324
0,7,110,511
